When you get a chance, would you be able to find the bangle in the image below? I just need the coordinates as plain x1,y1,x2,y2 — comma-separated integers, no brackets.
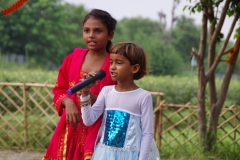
80,99,91,107
81,101,90,107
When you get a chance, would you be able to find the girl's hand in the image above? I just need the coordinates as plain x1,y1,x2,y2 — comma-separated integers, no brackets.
62,97,80,128
81,72,97,97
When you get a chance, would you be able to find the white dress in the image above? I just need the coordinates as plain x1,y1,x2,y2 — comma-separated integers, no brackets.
81,86,160,160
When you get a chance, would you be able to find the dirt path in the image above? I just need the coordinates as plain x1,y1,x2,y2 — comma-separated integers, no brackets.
0,149,44,160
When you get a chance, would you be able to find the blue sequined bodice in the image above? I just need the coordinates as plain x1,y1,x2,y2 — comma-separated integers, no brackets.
103,110,130,148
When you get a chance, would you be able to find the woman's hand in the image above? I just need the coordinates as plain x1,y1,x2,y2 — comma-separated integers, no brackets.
62,97,80,128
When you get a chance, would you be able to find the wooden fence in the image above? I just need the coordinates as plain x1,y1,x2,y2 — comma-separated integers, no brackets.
0,82,239,152
154,101,240,151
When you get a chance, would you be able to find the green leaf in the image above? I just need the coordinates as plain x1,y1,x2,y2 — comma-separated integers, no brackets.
197,5,202,12
183,5,188,11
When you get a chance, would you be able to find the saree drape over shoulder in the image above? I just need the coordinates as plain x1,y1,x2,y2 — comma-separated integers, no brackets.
43,48,116,160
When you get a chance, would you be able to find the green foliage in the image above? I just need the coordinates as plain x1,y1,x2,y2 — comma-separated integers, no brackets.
184,1,202,13
136,74,240,106
227,0,240,16
136,75,198,104
1,65,239,106
114,17,184,75
0,0,16,8
172,15,201,63
114,17,162,42
234,27,240,39
185,0,240,43
0,0,87,67
161,140,240,159
148,44,184,75
0,60,57,83
224,78,240,104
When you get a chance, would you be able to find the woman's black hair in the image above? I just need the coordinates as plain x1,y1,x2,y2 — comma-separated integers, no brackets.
82,9,117,53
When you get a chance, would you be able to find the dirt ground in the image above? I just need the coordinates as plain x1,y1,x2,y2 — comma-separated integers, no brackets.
0,149,44,160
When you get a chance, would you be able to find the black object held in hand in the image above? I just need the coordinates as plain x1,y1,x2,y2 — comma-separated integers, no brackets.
67,70,106,95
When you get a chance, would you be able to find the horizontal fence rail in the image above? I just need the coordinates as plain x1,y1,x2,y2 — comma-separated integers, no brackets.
0,82,239,152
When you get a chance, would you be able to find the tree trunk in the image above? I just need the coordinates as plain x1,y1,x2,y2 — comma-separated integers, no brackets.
197,67,207,148
207,52,239,150
207,5,217,108
197,9,208,150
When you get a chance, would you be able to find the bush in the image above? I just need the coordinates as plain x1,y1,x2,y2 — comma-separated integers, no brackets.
145,42,184,76
1,63,239,106
136,75,240,106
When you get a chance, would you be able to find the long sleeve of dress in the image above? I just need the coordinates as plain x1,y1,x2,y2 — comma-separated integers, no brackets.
81,89,106,126
139,94,154,160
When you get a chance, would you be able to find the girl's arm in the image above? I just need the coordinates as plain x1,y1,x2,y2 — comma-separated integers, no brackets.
139,94,154,160
89,91,97,104
80,87,106,126
52,55,72,116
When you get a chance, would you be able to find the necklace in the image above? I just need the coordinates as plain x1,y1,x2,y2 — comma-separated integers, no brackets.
0,0,29,18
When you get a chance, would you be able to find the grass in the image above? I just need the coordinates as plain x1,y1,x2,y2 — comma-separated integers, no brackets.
160,136,240,160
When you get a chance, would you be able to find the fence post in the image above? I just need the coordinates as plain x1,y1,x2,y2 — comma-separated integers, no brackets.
158,103,163,150
23,83,27,149
154,110,159,144
153,94,164,150
154,94,161,140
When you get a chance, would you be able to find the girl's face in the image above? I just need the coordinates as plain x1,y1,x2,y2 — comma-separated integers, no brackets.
110,54,137,82
83,17,113,52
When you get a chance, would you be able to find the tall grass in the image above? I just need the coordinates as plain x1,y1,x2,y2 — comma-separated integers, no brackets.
161,142,240,160
0,60,58,84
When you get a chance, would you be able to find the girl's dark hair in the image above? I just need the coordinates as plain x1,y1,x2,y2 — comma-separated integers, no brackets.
110,42,149,80
82,9,117,53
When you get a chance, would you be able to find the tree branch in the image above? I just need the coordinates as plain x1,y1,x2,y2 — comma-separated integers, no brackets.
207,4,215,24
197,7,208,85
216,51,239,112
207,13,239,79
198,10,208,62
211,0,231,43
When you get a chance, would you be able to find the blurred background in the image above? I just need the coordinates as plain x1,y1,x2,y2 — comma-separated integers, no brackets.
1,0,239,75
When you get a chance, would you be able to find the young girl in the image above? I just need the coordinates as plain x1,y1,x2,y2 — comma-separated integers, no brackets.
43,9,117,160
80,42,160,160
